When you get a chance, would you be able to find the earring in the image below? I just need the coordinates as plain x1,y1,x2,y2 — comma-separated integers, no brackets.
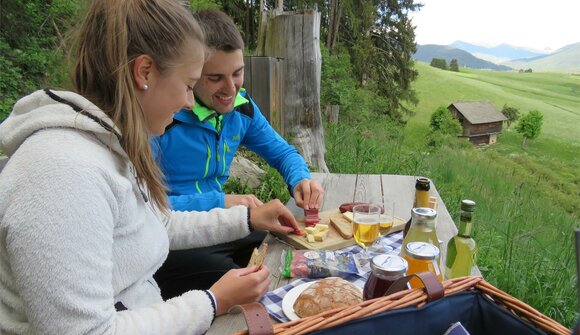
142,84,149,91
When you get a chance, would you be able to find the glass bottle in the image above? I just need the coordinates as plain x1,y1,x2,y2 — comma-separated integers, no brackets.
401,207,439,262
363,254,408,300
403,177,431,237
403,242,442,288
444,200,477,279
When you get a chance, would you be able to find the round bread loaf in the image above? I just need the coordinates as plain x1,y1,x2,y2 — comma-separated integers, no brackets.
293,277,362,318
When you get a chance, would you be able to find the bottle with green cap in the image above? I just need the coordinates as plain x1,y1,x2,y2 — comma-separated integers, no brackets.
444,199,477,279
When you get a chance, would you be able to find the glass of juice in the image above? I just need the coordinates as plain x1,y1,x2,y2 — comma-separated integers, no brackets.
379,200,395,236
353,203,381,249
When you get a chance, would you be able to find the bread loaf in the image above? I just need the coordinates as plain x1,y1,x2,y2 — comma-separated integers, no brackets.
293,277,362,318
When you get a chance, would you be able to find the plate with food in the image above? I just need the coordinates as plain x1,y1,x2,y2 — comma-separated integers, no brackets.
282,277,363,321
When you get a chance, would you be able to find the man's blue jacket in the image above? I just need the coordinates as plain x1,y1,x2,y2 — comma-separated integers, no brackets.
152,90,311,211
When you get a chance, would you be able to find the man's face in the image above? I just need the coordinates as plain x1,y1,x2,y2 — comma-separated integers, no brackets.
193,49,244,114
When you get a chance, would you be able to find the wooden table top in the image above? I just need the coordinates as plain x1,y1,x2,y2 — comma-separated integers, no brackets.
207,173,459,334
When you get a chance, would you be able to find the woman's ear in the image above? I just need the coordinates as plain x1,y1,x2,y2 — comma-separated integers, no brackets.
133,54,155,90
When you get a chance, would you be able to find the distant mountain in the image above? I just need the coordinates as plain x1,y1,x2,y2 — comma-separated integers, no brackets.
502,42,580,73
450,41,546,63
413,44,512,71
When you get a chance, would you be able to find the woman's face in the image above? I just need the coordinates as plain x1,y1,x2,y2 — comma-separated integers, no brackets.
193,49,244,114
140,42,205,135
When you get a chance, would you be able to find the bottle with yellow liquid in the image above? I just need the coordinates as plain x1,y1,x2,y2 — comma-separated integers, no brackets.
403,177,431,237
444,200,477,279
401,208,440,263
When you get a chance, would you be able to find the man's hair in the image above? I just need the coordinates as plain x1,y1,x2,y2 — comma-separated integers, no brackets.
194,9,244,52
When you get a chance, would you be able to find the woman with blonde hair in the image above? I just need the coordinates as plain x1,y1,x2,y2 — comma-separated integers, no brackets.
0,0,299,334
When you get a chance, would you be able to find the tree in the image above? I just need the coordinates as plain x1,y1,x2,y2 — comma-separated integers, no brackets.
430,58,447,70
501,104,520,128
515,110,543,148
430,106,462,135
449,58,459,72
0,0,79,120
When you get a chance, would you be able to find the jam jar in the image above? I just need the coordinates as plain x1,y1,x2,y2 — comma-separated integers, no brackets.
403,241,442,288
363,254,408,300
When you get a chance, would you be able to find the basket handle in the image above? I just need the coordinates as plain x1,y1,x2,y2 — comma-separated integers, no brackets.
384,271,444,302
229,302,274,335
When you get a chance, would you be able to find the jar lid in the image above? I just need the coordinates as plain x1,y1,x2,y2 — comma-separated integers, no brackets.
411,207,437,220
405,242,440,260
461,199,476,212
370,254,408,276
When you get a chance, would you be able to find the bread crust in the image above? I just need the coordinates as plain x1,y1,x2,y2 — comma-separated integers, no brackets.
293,277,362,318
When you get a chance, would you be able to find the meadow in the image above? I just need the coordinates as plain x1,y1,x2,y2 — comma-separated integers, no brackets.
323,62,580,326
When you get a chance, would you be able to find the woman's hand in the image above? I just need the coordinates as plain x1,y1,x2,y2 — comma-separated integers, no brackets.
293,179,324,210
250,199,300,235
210,266,271,316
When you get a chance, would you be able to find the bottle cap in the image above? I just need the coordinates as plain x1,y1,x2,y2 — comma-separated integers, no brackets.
405,242,440,260
411,207,437,221
370,254,408,276
415,177,431,191
461,199,476,212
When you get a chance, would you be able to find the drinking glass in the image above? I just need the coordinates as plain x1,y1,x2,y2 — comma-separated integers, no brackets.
353,203,381,248
379,200,395,236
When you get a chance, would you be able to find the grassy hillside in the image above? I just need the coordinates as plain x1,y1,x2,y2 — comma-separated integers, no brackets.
504,42,580,73
408,62,580,144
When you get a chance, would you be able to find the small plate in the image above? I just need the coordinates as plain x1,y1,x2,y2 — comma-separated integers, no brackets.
281,281,316,321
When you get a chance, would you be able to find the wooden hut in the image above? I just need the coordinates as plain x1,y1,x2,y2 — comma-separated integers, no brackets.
448,101,507,145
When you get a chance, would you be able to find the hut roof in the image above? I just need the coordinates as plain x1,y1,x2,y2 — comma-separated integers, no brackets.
449,101,507,124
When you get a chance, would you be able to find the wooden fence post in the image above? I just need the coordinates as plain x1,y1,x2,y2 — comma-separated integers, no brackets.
256,9,329,173
324,105,339,124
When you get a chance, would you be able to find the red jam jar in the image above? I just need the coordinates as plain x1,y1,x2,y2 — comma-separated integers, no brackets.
363,254,408,300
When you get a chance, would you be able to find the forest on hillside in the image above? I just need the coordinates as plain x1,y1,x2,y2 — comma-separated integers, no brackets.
0,0,422,123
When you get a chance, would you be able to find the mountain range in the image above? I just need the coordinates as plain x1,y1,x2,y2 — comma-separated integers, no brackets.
413,41,580,73
449,41,545,63
413,44,512,71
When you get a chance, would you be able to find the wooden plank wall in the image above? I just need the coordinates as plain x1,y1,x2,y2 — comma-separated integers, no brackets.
243,56,285,136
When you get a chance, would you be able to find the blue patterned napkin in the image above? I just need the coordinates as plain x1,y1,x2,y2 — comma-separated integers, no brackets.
261,231,403,322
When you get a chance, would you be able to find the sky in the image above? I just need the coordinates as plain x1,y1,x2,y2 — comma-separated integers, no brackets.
409,0,580,52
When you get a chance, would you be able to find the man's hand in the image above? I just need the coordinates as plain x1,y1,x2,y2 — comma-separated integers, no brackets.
293,179,324,210
225,194,263,208
249,199,300,235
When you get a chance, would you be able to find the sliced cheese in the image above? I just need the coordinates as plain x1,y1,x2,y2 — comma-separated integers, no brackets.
306,234,316,243
315,224,329,232
305,227,317,235
314,230,328,241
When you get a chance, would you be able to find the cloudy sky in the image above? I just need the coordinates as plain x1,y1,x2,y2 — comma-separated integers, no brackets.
409,0,580,52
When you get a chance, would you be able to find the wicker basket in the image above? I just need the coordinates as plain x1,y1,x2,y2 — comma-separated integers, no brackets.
234,276,570,335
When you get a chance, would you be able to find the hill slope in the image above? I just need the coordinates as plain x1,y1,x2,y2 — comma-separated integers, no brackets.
503,42,580,73
408,61,580,144
414,44,512,71
450,41,545,63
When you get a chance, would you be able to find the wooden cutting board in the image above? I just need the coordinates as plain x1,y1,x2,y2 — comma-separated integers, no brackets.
273,209,355,251
273,208,408,251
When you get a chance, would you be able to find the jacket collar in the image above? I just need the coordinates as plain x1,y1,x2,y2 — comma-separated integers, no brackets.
173,90,249,130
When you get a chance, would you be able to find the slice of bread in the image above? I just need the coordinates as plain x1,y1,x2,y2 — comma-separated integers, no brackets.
247,243,268,268
330,217,353,239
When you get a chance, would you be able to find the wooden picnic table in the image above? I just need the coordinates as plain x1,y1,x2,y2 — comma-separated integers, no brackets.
207,173,459,334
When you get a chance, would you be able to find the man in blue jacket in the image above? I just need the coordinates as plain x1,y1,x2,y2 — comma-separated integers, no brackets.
152,9,324,299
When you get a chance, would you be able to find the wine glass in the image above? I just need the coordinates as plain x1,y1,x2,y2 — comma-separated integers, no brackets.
352,203,381,249
379,200,395,237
